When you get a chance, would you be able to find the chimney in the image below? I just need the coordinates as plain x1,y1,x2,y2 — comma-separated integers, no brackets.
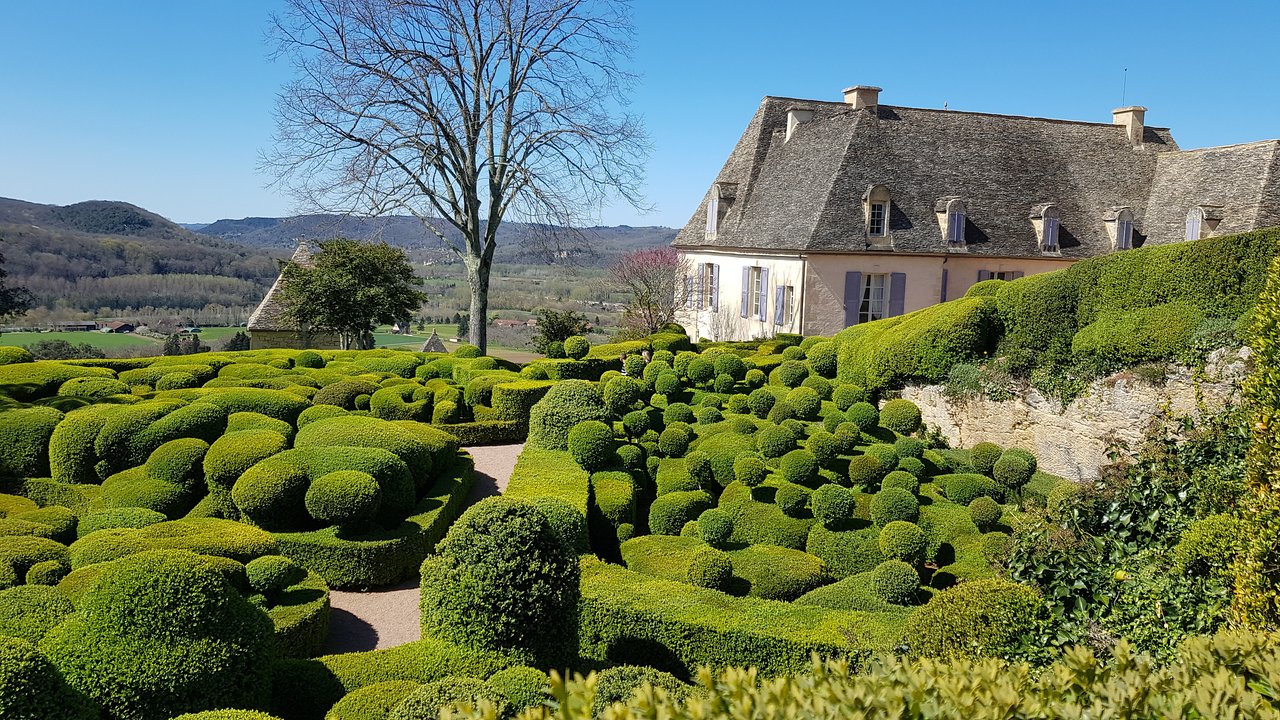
843,85,882,110
1112,106,1147,147
785,107,814,142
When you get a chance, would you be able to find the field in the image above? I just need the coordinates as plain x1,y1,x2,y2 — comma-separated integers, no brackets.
0,331,161,350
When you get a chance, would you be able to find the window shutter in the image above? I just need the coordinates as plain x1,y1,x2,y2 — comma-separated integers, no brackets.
740,267,750,318
711,264,720,311
757,268,769,321
683,276,692,308
888,273,906,317
774,286,785,325
844,271,862,327
696,264,705,309
977,270,992,282
1012,271,1025,279
940,268,949,302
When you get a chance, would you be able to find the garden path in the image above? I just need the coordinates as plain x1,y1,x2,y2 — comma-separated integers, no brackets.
324,442,525,654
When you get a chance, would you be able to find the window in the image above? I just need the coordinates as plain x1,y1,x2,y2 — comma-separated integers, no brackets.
946,210,965,246
1042,215,1059,251
774,285,795,326
699,263,720,311
1186,207,1203,241
859,273,887,324
994,271,1018,281
1116,210,1134,250
740,266,768,320
705,194,719,236
938,197,966,248
749,267,764,318
868,202,887,237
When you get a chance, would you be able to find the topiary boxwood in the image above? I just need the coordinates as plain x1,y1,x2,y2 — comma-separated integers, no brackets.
526,380,606,451
0,635,98,720
831,384,869,411
567,420,617,472
846,401,879,430
733,453,769,488
244,555,306,598
755,425,796,458
487,665,549,714
746,388,776,418
744,368,765,389
969,496,1003,531
686,357,714,386
772,360,809,388
563,337,590,361
687,547,733,592
881,470,920,494
871,559,920,605
993,452,1034,492
870,487,920,526
697,508,733,548
943,473,1002,506
879,399,922,435
811,484,853,528
970,442,1003,476
806,431,839,466
648,491,712,536
775,482,810,518
896,456,926,480
847,455,884,488
864,443,898,470
878,521,926,564
779,449,818,485
389,677,508,720
893,436,925,459
657,426,691,458
784,386,821,420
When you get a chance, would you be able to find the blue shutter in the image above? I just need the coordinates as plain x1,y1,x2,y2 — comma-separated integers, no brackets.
757,268,769,321
711,264,720,311
696,264,705,309
888,273,906,317
740,267,750,318
844,271,862,327
940,268,949,302
774,286,785,325
977,270,992,282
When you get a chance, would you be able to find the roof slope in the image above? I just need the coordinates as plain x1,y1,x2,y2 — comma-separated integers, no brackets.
247,241,313,332
1144,140,1280,241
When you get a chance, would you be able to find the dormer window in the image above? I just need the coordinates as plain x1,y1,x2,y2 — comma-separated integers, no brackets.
862,185,891,241
1186,205,1223,240
935,197,966,249
1104,207,1135,251
704,182,736,240
705,194,719,237
1031,204,1061,253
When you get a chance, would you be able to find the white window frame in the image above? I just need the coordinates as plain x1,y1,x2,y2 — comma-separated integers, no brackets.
868,202,887,237
1116,213,1134,250
774,285,795,326
700,263,719,311
1186,207,1203,241
749,266,764,318
859,273,888,324
705,194,719,237
1043,215,1060,251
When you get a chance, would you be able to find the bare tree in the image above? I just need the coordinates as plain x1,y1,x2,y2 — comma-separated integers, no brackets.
610,246,689,335
266,0,648,353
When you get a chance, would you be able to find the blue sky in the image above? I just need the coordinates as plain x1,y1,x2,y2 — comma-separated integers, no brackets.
3,0,1278,228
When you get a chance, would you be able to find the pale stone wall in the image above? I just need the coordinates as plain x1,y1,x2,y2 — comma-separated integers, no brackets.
674,249,806,341
899,348,1250,482
249,330,341,351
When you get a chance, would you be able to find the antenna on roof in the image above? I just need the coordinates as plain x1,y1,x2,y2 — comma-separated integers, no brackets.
943,101,948,111
1121,68,1128,106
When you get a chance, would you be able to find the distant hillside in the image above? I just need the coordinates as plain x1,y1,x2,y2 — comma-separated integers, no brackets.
0,197,281,313
197,213,677,265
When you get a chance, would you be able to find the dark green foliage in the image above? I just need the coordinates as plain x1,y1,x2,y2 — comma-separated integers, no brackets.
697,509,733,548
325,680,420,720
313,379,381,409
831,384,869,411
881,470,919,494
970,442,1003,475
526,380,607,451
58,376,130,399
658,426,691,458
388,677,508,720
654,372,681,397
744,368,765,388
244,555,306,597
686,357,714,386
878,521,926,564
371,384,432,422
771,360,808,388
1073,303,1205,367
896,456,926,480
775,482,810,517
419,497,579,668
780,449,818,484
563,336,590,360
941,473,1001,506
713,353,747,381
0,406,62,479
746,388,776,418
529,497,589,555
806,431,839,466
696,407,723,424
649,490,713,536
784,386,820,420
684,451,713,491
487,665,549,714
893,436,924,459
305,471,382,528
622,410,651,440
0,636,97,720
878,399,922,435
909,578,1044,657
0,585,74,643
662,402,694,425
800,375,832,400
755,425,795,458
25,560,67,586
41,550,274,720
865,443,898,470
591,666,689,716
870,488,920,526
567,420,617,472
730,544,829,601
687,547,733,591
847,455,884,488
295,351,323,368
782,346,805,360
993,452,1034,491
604,375,645,415
76,507,167,539
811,484,853,527
871,559,919,605
846,402,879,430
805,525,885,578
968,496,1002,531
616,443,644,470
733,454,768,488
806,341,837,378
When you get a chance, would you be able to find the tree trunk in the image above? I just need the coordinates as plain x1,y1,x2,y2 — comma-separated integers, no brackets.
466,258,490,353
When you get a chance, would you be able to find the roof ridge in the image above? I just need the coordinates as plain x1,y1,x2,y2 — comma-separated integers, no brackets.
759,96,1172,130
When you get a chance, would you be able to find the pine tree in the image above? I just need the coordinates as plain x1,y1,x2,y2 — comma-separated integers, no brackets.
162,334,182,356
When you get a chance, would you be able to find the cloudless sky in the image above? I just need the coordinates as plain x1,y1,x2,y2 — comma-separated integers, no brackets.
3,0,1279,229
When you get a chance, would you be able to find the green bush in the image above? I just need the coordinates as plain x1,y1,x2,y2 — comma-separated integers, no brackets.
941,473,1001,506
806,341,837,378
419,497,579,668
880,470,920,494
697,407,724,425
658,426,692,458
687,547,733,592
325,680,419,720
563,336,590,360
296,415,458,488
805,525,885,579
0,406,63,480
616,443,644,470
293,350,323,368
784,386,821,420
604,375,646,416
157,371,199,391
771,360,809,388
9,506,75,545
878,521,926,564
896,456,926,480
879,399,922,435
76,507,166,539
25,560,68,586
780,449,818,484
1072,302,1205,367
0,635,97,720
305,470,383,528
893,436,924,459
663,402,694,425
800,375,832,400
870,488,920,526
811,484,853,527
490,380,553,421
806,431,839,466
686,357,714,386
389,677,508,720
697,508,733,548
486,665,549,714
370,384,433,422
58,376,130,399
713,353,747,381
41,550,274,720
871,559,920,605
755,425,795,458
864,443,898,470
649,490,713,536
526,380,606,451
744,368,765,388
244,555,306,597
993,452,1034,491
0,361,114,402
775,482,809,517
831,384,868,411
654,372,681,397
909,578,1043,657
970,442,1003,475
847,455,884,488
0,346,33,364
968,496,1002,531
746,388,776,418
567,420,617,472
1173,513,1244,576
846,402,879,430
313,379,381,410
203,429,290,516
591,665,690,716
0,585,74,643
528,496,589,555
733,454,768,488
622,410,651,439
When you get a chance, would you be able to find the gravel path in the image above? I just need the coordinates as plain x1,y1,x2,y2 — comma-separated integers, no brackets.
324,443,524,654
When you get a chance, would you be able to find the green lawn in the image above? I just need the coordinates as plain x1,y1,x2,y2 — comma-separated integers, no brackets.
0,331,160,349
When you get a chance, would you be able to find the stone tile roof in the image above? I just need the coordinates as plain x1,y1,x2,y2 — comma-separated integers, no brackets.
674,95,1277,258
247,240,314,332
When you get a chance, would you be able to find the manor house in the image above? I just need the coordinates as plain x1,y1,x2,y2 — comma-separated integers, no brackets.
673,85,1280,341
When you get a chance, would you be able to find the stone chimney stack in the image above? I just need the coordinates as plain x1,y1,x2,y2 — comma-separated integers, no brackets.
843,85,882,111
1112,106,1147,147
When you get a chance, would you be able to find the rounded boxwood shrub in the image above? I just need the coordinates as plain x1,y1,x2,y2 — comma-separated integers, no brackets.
767,402,794,424
40,550,274,720
697,508,733,548
711,373,734,394
662,402,695,425
879,399,922,435
621,410,651,440
673,351,697,378
970,442,1003,476
782,345,805,361
733,453,769,487
615,443,644,471
744,368,765,388
303,470,383,529
847,455,884,488
870,487,920,526
684,450,714,491
872,559,920,605
0,346,33,364
648,490,712,536
811,484,853,527
806,341,837,378
746,388,776,418
780,449,818,484
713,353,747,381
993,452,1034,491
157,372,199,391
76,507,167,539
591,665,690,716
881,470,920,494
878,521,926,564
775,482,810,517
26,560,67,586
806,431,839,466
527,380,606,451
696,407,723,424
755,425,796,458
831,384,869,411
528,497,589,555
896,456,926,480
657,426,691,458
487,665,549,714
982,531,1012,561
893,436,925,459
294,350,324,368
727,415,756,434
864,443,898,470
1004,447,1038,473
59,376,131,399
725,394,750,414
687,547,733,591
784,386,821,420
943,473,1002,506
833,422,861,453
389,677,508,720
0,585,74,643
544,340,565,359
244,555,306,598
686,357,714,386
910,578,1043,657
313,379,380,410
567,421,617,472
969,496,1003,531
846,401,879,430
326,680,419,720
772,360,809,388
452,343,482,359
623,354,646,378
603,376,644,416
0,636,98,720
419,497,579,667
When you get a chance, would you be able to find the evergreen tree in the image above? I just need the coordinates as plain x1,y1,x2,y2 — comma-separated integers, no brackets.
224,331,251,352
162,334,182,356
